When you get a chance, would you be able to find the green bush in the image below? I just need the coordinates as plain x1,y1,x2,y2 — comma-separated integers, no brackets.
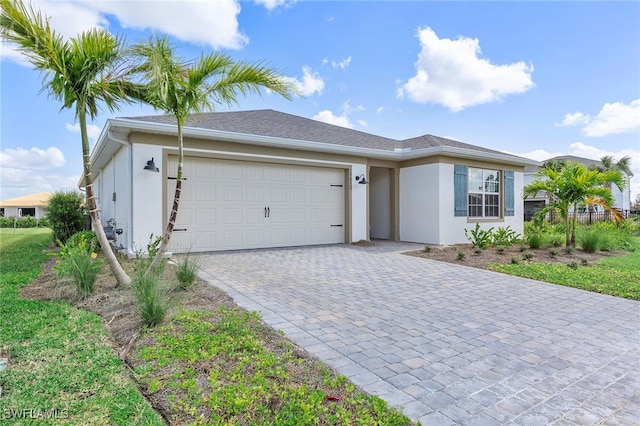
175,255,201,290
464,223,494,249
526,233,544,249
548,233,564,247
47,190,85,243
578,228,601,253
54,231,103,297
132,268,170,327
0,216,49,228
492,226,521,246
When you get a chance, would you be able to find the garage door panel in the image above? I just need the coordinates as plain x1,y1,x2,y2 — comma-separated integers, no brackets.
196,184,216,201
168,156,344,253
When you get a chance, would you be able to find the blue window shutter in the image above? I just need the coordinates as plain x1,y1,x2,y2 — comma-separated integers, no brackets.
454,165,468,217
504,171,515,216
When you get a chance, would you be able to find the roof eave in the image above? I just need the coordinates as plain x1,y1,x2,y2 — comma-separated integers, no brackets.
101,118,540,167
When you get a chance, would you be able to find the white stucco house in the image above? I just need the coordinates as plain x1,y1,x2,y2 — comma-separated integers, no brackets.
0,192,51,219
523,155,633,220
86,109,538,255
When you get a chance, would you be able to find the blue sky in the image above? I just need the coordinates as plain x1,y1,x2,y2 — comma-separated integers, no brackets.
1,0,639,201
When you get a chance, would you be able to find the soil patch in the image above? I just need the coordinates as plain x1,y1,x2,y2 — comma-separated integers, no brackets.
405,243,622,269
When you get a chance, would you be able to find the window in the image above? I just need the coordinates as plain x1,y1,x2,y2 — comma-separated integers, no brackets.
454,166,514,218
468,168,500,218
19,208,36,217
0,208,4,217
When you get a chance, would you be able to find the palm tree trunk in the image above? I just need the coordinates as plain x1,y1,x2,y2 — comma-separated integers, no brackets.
79,107,131,286
148,120,184,270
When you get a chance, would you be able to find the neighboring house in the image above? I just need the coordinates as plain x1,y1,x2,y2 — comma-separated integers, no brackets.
523,155,633,220
86,109,538,255
0,192,52,219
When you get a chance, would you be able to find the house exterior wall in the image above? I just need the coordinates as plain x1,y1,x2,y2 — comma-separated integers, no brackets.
399,163,441,243
400,163,524,245
0,206,46,218
119,137,369,254
131,143,164,254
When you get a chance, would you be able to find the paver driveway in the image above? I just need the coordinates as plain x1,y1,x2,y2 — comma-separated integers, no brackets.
196,242,640,425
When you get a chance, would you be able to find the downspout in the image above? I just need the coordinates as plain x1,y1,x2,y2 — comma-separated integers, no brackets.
108,131,135,257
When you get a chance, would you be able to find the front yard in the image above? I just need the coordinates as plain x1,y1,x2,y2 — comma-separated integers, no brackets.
407,236,640,300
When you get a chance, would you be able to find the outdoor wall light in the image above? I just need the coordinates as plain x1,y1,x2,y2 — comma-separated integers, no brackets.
144,157,159,172
355,173,368,184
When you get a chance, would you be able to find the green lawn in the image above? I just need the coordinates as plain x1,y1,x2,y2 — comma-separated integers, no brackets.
488,237,640,300
0,229,163,425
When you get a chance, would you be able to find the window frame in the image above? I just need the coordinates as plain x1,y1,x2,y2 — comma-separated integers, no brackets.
467,168,502,219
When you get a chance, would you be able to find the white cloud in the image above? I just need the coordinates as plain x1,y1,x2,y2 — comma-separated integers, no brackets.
398,27,534,112
0,147,66,170
97,0,247,49
312,110,354,129
376,106,384,114
510,142,640,200
2,0,247,65
0,146,81,201
584,100,640,137
65,122,101,142
254,0,297,11
311,100,365,129
283,66,325,97
557,100,640,137
558,112,590,127
332,56,352,70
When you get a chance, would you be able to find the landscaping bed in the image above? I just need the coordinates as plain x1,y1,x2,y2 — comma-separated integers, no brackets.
19,243,415,425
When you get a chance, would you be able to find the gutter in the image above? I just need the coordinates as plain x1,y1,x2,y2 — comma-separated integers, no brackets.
107,118,541,168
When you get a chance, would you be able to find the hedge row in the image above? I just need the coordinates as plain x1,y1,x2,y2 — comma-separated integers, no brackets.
0,216,50,228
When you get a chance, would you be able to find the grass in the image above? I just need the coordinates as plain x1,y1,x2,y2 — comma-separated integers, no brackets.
488,237,640,300
1,229,415,425
0,229,162,425
134,308,414,425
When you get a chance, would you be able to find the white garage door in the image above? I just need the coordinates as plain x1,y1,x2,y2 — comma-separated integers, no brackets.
167,156,345,252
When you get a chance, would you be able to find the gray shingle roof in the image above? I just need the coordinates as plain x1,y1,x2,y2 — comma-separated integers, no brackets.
524,155,603,173
123,109,523,159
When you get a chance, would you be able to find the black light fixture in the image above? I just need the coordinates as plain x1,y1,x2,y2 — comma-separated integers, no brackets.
355,173,368,184
144,157,159,172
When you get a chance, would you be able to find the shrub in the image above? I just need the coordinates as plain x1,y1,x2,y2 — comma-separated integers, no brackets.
457,251,466,261
511,256,521,265
564,246,574,254
464,223,494,249
549,248,558,258
47,190,86,243
492,226,521,246
54,231,102,297
578,228,601,253
132,268,170,327
423,245,431,253
567,260,579,270
474,248,483,255
581,258,589,266
522,252,534,261
495,246,505,254
548,233,564,247
526,233,544,249
175,255,201,290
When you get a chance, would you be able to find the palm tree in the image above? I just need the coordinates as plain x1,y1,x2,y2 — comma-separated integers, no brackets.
129,35,294,270
524,161,626,246
1,0,132,285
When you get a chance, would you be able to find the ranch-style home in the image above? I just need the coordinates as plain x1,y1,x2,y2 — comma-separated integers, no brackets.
87,109,538,255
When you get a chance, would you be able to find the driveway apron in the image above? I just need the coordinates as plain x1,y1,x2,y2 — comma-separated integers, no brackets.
196,242,640,425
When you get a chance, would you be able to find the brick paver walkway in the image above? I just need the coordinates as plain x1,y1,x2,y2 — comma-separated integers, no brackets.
196,242,640,425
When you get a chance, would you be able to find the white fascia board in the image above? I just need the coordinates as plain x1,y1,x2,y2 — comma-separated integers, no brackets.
106,118,540,167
